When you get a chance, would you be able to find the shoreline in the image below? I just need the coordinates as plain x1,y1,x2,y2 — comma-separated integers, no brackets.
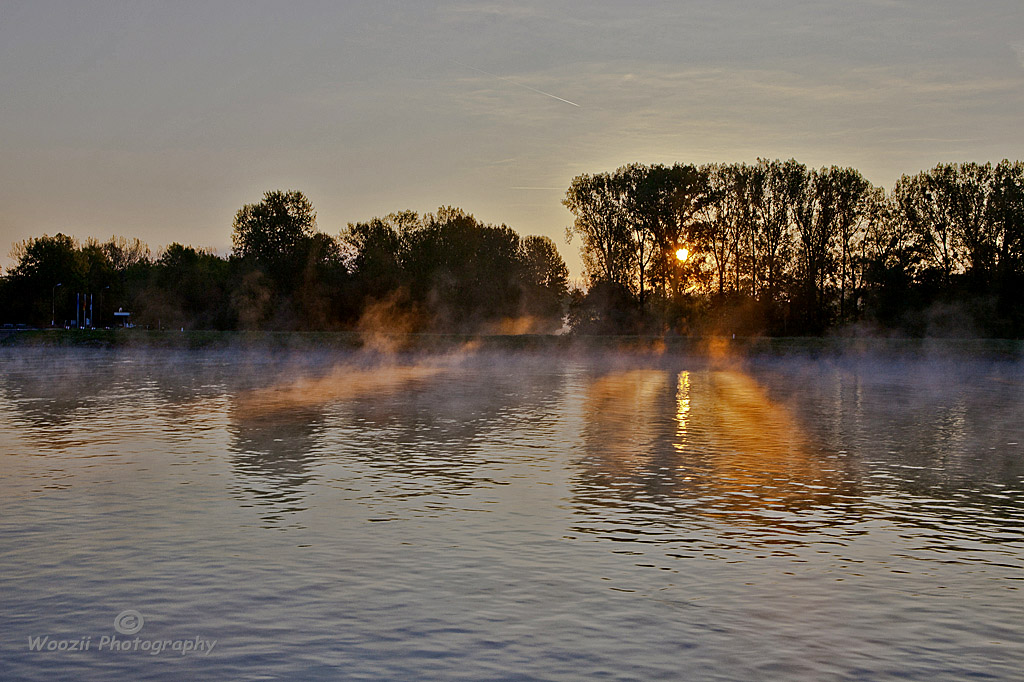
2,328,1023,359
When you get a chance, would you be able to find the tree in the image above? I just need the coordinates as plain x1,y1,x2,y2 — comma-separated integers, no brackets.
892,167,969,288
788,165,872,331
565,164,707,311
827,167,874,322
342,216,408,300
228,189,353,329
564,173,633,289
5,234,86,325
615,163,660,306
750,159,797,308
142,244,232,329
989,161,1024,275
102,236,151,272
568,279,642,334
410,207,525,327
860,193,923,326
520,235,569,322
232,190,317,282
694,163,742,296
7,233,83,285
521,235,568,295
293,232,348,330
627,163,706,303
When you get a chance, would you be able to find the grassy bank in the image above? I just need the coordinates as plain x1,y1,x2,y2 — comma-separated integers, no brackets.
2,328,1023,358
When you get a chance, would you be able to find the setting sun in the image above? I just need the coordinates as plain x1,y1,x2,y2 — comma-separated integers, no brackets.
675,247,689,262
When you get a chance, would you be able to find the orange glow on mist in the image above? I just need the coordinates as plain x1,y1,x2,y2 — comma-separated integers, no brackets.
237,364,443,414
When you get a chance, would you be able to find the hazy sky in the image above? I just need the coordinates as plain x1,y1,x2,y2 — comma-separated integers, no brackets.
3,0,1023,277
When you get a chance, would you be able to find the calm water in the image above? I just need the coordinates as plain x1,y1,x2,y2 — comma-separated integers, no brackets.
1,348,1023,681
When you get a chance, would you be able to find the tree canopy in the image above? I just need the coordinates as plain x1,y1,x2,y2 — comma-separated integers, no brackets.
566,159,1024,336
232,190,317,278
5,162,1024,337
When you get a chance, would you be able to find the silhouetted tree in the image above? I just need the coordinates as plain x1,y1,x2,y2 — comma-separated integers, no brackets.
566,164,707,315
342,215,407,301
694,165,731,297
564,173,633,289
892,168,964,288
989,161,1024,330
405,207,524,328
5,234,86,325
750,159,798,313
138,244,232,329
102,236,151,272
232,190,318,285
786,165,873,331
295,232,349,329
520,235,569,323
340,206,566,331
567,280,641,334
228,189,354,329
860,192,923,327
628,163,706,304
827,167,874,323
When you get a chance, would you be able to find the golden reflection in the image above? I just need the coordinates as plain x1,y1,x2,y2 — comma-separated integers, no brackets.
228,362,443,525
675,371,690,443
683,369,849,519
583,369,672,469
577,365,853,533
236,363,443,415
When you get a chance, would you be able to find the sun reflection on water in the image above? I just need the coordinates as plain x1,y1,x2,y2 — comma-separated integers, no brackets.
691,369,852,518
675,370,690,444
574,364,860,541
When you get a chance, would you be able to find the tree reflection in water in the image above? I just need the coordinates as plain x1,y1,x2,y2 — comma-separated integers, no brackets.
227,362,444,527
224,354,565,527
572,364,862,548
228,403,325,525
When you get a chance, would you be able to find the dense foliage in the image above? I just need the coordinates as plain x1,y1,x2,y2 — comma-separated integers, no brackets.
0,192,568,333
4,159,1024,337
565,160,1024,337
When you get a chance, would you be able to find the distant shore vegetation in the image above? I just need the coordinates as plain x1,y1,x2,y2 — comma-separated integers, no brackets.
3,159,1024,337
2,193,569,335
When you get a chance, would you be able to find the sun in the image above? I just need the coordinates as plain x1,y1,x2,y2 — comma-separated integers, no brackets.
675,247,689,262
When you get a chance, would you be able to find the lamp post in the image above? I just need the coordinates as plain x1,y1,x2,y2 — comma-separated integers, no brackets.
51,283,62,327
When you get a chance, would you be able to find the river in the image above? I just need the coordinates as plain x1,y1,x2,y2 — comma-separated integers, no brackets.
2,348,1022,680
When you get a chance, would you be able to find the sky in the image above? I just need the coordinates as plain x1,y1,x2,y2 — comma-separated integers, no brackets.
2,0,1023,278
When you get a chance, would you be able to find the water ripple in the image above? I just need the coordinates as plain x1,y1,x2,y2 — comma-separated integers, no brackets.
2,349,1024,680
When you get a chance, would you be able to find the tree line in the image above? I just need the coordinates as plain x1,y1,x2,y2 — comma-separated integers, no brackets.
565,159,1024,337
4,159,1023,337
0,191,568,333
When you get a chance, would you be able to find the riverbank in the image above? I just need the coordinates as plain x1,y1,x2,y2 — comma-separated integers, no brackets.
2,328,1023,358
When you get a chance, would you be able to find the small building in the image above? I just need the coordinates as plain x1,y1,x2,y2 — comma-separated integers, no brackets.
113,308,133,328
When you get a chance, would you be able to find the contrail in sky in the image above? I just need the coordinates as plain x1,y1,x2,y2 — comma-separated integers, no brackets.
453,60,581,108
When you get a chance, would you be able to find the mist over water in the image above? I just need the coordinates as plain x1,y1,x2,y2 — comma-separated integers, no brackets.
1,348,1023,680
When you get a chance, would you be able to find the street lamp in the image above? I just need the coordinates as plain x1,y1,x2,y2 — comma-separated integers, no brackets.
51,283,62,327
